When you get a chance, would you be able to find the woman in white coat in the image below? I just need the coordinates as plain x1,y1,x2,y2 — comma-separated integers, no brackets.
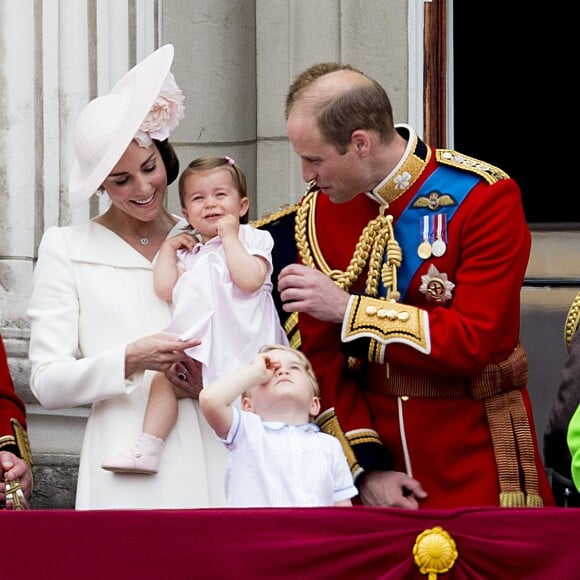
27,44,228,509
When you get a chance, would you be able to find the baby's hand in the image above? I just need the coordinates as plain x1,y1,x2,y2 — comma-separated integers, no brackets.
217,214,239,240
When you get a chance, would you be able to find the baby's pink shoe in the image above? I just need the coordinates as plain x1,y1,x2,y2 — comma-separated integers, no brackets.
101,432,164,474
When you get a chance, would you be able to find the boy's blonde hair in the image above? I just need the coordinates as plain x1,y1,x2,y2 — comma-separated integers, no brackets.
258,344,320,396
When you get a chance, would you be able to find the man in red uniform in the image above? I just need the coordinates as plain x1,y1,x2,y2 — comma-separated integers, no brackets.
257,62,554,509
0,335,33,508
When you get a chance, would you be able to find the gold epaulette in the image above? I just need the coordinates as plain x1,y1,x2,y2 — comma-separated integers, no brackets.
436,149,509,184
565,290,580,351
251,203,299,228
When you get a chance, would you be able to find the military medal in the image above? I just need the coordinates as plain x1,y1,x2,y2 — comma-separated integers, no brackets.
418,241,432,259
431,214,447,257
432,239,446,257
419,264,455,303
417,215,432,259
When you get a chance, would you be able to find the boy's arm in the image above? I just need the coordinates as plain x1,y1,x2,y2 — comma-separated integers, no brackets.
199,355,274,439
334,499,353,507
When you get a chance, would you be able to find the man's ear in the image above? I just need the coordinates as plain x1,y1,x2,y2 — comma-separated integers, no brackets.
351,129,370,156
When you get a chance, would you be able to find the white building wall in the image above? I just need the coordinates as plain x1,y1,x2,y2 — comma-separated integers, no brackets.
255,0,409,216
0,0,411,469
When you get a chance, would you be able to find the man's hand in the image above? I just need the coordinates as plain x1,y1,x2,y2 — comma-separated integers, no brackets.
1,451,32,508
278,263,350,323
358,470,427,509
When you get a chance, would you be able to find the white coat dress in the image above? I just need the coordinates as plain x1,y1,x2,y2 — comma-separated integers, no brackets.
27,218,228,510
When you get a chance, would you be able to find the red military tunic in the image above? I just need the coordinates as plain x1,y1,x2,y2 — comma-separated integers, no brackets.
261,125,554,509
0,335,30,462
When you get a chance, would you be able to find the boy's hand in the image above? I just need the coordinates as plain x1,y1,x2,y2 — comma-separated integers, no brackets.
250,353,281,384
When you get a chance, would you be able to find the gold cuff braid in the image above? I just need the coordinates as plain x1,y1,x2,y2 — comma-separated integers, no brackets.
1,420,33,509
343,295,430,355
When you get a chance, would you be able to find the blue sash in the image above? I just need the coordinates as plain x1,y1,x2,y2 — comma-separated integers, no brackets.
386,165,480,300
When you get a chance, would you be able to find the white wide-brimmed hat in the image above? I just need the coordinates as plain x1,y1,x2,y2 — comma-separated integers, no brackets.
68,44,184,208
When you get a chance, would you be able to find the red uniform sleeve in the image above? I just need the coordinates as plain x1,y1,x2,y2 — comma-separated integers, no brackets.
0,335,27,457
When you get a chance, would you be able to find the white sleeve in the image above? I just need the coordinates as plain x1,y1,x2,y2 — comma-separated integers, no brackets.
27,227,140,410
241,225,274,275
329,436,358,502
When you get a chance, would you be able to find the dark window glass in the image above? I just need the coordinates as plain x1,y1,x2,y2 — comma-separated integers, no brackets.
453,4,573,224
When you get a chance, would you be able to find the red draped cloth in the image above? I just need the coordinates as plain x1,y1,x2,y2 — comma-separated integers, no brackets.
3,507,579,578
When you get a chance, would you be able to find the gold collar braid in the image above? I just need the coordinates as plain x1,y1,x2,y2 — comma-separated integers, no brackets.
296,185,402,300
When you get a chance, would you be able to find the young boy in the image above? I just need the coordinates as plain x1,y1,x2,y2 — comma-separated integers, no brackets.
199,344,357,507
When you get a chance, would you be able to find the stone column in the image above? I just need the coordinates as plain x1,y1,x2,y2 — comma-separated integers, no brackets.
163,0,258,218
0,0,161,508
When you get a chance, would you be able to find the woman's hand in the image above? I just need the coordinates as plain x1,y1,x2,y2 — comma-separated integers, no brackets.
125,333,201,378
168,357,203,399
160,231,199,253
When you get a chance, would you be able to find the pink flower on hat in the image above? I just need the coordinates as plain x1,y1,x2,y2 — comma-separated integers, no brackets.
135,72,185,147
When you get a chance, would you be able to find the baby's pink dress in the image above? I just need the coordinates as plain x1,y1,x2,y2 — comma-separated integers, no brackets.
163,224,289,385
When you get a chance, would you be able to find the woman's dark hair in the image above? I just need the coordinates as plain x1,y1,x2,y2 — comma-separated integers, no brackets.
154,139,180,185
